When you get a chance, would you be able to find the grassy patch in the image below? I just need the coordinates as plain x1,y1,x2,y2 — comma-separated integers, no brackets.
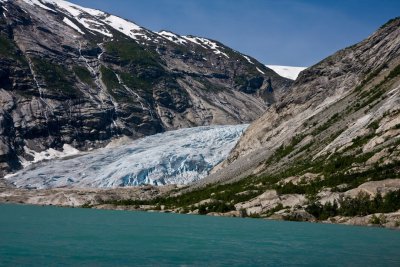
120,72,152,92
101,66,154,101
100,65,126,101
105,40,161,67
73,66,95,87
32,58,80,97
0,35,13,56
0,34,28,65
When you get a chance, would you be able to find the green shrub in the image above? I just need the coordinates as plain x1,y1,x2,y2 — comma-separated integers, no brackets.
368,121,380,130
369,214,386,226
120,72,152,92
100,66,126,101
81,203,93,209
387,64,400,80
264,203,285,217
197,201,235,215
307,190,400,221
73,66,95,86
379,17,400,29
0,34,28,65
105,40,160,67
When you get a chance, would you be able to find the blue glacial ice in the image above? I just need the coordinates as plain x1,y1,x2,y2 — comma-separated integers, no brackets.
6,125,248,189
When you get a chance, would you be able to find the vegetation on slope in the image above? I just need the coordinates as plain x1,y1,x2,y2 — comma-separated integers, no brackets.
32,58,81,98
104,39,161,68
73,66,95,87
306,190,400,220
97,46,400,225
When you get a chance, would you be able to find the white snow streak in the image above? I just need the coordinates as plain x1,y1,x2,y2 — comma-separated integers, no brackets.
242,55,253,64
22,0,56,12
183,36,229,58
14,144,80,169
62,17,84,34
22,0,150,40
158,30,187,45
256,67,265,75
104,14,149,40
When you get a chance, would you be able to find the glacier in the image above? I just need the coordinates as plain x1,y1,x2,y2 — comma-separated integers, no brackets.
265,65,307,80
5,125,248,189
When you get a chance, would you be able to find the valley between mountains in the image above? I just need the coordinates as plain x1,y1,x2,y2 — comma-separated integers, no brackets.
1,0,400,228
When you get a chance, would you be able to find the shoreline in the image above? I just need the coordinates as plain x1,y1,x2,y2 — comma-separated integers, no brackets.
1,188,399,230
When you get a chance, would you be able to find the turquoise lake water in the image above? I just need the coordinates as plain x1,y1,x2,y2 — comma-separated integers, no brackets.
0,204,399,266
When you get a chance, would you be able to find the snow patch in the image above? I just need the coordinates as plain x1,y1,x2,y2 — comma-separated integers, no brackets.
22,0,56,12
158,30,187,45
103,14,150,41
22,0,151,40
20,144,80,168
62,17,84,34
79,18,112,37
242,55,253,64
6,125,248,189
256,67,265,75
21,0,113,37
48,0,149,40
266,65,306,80
183,36,229,58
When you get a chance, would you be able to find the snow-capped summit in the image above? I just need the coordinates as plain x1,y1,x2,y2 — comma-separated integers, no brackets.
0,0,293,177
21,0,151,40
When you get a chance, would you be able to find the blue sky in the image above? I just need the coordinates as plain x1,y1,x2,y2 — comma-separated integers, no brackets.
68,0,400,67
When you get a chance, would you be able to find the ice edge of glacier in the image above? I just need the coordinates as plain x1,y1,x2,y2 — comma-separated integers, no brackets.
6,125,248,189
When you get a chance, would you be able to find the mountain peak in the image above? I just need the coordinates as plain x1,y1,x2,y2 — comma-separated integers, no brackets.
0,0,292,176
17,0,149,40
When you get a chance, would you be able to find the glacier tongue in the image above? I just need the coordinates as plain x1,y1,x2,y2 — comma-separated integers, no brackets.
6,125,248,189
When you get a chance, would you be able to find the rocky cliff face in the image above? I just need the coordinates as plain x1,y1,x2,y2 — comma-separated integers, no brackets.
217,17,400,178
115,17,400,227
0,0,292,175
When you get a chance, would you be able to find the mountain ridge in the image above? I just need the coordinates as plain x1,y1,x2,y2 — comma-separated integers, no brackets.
0,0,291,176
